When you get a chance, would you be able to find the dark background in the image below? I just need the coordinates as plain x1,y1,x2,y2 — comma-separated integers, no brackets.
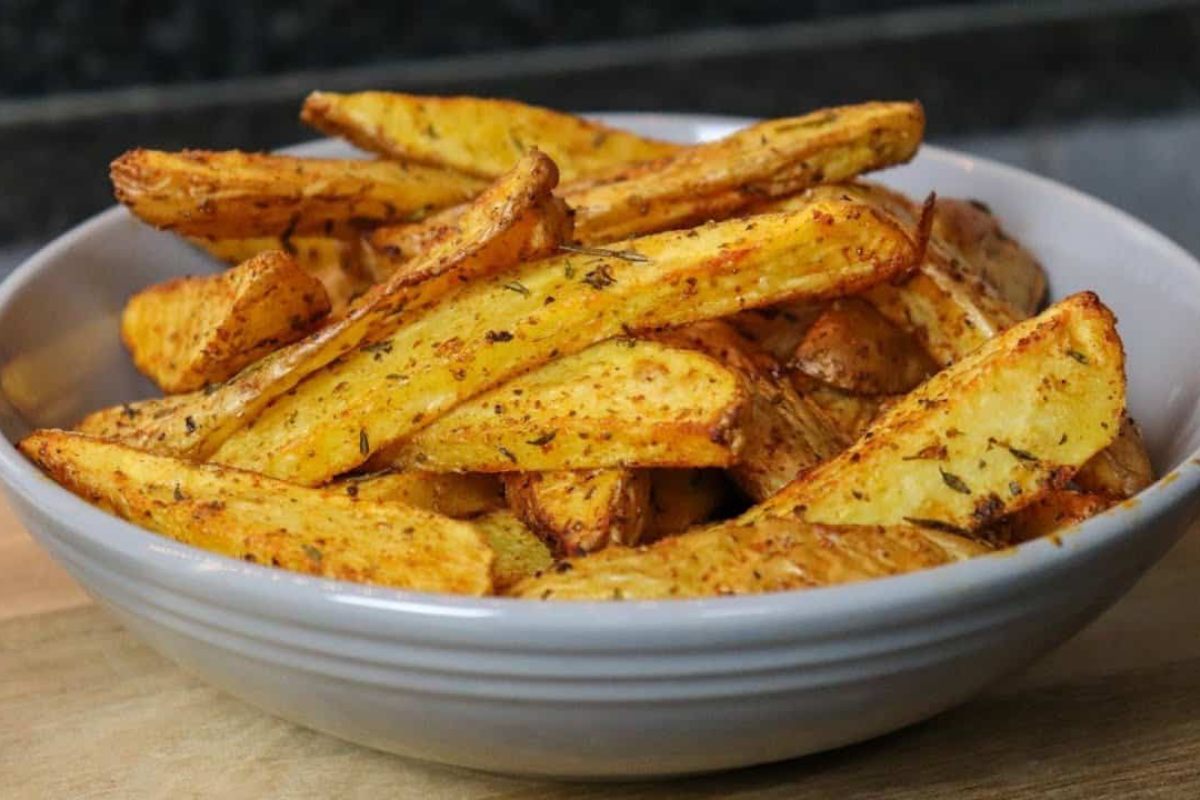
2,0,1199,260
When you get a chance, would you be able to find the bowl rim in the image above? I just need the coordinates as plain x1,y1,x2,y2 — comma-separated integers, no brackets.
1,112,1199,643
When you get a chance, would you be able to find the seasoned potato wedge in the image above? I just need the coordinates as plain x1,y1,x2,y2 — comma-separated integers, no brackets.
212,197,920,484
330,470,504,518
93,151,566,460
111,149,485,238
759,293,1126,532
992,489,1114,545
510,516,988,600
793,297,936,395
377,339,744,472
20,431,493,594
121,250,331,394
654,321,845,501
505,469,652,556
302,91,679,181
473,509,554,590
1074,414,1154,498
646,469,736,538
790,376,891,442
727,301,826,365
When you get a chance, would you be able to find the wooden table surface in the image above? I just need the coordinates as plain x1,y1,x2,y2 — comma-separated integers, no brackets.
3,496,1200,799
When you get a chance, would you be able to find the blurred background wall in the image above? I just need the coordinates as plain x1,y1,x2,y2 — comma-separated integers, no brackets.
1,0,1198,264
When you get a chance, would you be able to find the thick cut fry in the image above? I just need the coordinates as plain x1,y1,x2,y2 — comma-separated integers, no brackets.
654,321,845,501
376,339,743,472
93,151,566,460
992,489,1114,545
302,91,680,182
111,149,485,238
121,251,331,394
757,293,1126,532
509,516,988,600
20,431,493,594
212,198,920,484
1074,414,1154,498
366,101,926,263
504,469,652,556
330,471,504,518
472,510,554,591
793,297,936,395
646,469,736,538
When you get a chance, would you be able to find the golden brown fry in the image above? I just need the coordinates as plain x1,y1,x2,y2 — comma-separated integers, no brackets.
473,509,554,591
757,293,1126,532
792,297,936,395
302,91,680,182
111,149,485,238
653,321,845,501
20,430,493,594
93,150,566,460
509,516,988,600
505,469,652,556
120,251,330,394
991,489,1114,545
1074,414,1154,498
212,197,920,484
646,469,735,539
330,471,504,518
376,339,744,472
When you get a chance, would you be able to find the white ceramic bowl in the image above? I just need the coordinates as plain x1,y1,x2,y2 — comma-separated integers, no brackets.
2,113,1199,779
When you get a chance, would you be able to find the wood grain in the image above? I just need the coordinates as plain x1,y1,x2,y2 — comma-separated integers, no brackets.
2,494,1198,798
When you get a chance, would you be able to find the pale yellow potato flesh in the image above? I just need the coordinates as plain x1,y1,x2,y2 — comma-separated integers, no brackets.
121,250,331,393
301,91,680,182
504,469,652,556
20,431,493,595
757,293,1126,531
330,471,504,518
471,510,554,591
509,516,988,600
211,197,920,484
378,339,744,472
86,151,566,460
111,149,485,238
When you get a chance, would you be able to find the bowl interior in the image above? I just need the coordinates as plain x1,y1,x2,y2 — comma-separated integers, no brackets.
2,113,1199,479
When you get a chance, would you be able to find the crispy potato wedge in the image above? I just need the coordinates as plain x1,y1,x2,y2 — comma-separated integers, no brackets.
331,470,504,518
365,100,926,262
790,377,891,442
793,297,936,395
646,469,736,539
472,509,554,591
111,149,485,238
505,469,652,556
1074,414,1154,498
377,339,744,472
653,321,845,501
991,488,1114,545
93,151,566,460
20,430,493,594
302,91,679,182
509,516,988,600
121,251,331,394
758,293,1126,532
932,198,1047,316
727,301,826,365
212,197,920,483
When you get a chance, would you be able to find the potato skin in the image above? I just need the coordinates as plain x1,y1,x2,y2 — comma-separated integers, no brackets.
645,469,735,539
121,250,331,393
1074,414,1154,498
505,469,652,557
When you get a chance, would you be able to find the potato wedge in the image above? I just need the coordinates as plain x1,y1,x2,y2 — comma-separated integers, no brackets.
789,376,891,442
302,91,679,182
121,250,331,394
330,470,504,518
991,489,1114,545
376,339,744,472
509,516,988,600
1074,414,1154,498
646,469,736,539
792,297,936,395
653,321,845,501
756,293,1126,532
727,301,826,365
20,430,493,594
505,469,652,556
93,151,566,460
473,509,554,591
212,197,920,484
365,100,926,262
111,149,485,238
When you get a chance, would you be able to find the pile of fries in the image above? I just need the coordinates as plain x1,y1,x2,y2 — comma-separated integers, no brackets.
20,92,1154,600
